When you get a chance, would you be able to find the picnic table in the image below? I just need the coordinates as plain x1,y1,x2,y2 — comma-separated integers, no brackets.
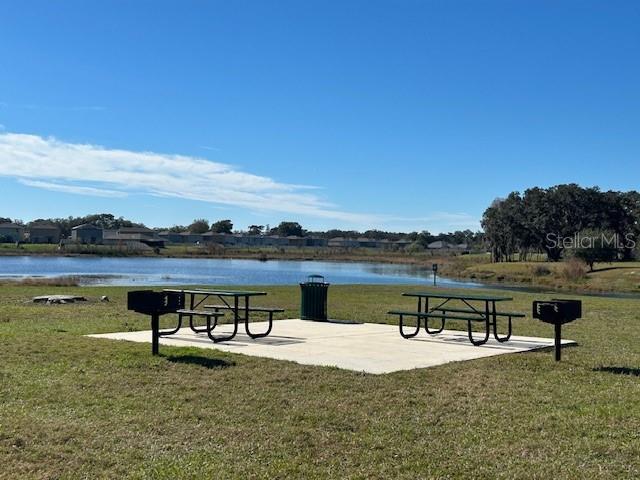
388,292,525,345
163,289,282,343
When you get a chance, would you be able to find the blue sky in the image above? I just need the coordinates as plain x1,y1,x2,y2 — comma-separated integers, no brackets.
1,0,639,233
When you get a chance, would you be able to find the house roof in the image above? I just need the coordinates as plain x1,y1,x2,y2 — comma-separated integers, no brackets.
0,222,25,229
427,240,452,249
72,223,101,230
29,222,60,230
118,227,153,234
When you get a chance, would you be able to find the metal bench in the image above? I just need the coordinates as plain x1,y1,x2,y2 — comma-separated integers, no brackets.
172,309,226,335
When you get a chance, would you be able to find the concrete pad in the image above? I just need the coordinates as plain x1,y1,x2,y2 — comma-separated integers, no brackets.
87,319,576,374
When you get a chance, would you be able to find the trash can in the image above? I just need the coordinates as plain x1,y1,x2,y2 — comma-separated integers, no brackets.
300,275,329,321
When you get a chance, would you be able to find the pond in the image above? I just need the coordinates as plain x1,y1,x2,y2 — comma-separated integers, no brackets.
0,255,483,288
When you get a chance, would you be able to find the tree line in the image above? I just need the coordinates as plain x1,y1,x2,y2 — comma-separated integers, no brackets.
482,184,640,263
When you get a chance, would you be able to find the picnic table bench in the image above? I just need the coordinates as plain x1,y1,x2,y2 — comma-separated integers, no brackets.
163,289,280,342
389,292,525,345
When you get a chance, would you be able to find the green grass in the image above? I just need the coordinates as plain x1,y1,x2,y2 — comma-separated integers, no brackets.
1,284,639,479
456,260,640,293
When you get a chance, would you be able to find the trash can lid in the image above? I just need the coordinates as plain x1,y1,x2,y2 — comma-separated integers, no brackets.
305,274,327,283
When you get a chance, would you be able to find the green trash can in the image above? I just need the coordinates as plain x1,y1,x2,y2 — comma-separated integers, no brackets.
300,275,329,321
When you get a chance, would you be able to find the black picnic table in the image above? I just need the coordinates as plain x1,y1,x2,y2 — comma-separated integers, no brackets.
389,292,525,345
163,288,272,342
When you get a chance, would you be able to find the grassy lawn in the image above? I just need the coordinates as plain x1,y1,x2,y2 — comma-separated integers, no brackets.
450,259,640,293
1,284,639,479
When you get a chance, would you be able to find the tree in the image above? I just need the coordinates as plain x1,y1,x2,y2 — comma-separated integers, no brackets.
0,217,12,224
415,230,434,248
275,221,304,237
482,184,640,263
188,219,210,234
211,219,233,234
168,225,187,233
248,225,264,236
482,194,524,262
571,229,619,271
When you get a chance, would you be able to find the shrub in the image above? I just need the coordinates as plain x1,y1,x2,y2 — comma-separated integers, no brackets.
530,265,552,277
570,228,619,271
560,258,587,281
405,242,425,253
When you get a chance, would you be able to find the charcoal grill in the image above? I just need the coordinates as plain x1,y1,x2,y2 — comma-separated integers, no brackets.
532,299,581,361
127,290,185,355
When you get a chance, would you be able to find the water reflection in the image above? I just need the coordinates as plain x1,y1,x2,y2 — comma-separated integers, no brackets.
0,255,482,288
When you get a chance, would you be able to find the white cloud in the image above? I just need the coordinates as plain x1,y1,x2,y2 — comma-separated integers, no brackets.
0,132,375,224
19,179,128,198
0,132,481,232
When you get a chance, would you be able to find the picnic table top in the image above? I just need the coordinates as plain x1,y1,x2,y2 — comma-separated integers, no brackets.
163,288,267,297
402,292,513,302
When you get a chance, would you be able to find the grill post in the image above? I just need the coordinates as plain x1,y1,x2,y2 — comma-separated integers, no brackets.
151,313,160,356
554,323,562,361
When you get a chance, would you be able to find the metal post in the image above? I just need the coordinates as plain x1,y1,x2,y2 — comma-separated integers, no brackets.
554,323,562,361
151,313,159,355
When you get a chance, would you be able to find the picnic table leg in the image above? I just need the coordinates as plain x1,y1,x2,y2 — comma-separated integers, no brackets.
246,311,274,339
399,314,420,338
159,313,183,337
467,302,490,346
243,295,275,338
425,317,445,334
423,298,445,334
188,313,211,333
492,300,512,342
207,295,239,343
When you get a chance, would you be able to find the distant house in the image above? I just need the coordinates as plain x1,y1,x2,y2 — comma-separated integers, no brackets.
357,237,378,248
305,237,328,247
285,236,305,247
427,240,468,250
260,235,285,247
201,232,226,244
0,223,25,242
427,240,453,249
393,239,412,249
376,239,393,249
158,231,184,244
28,222,61,244
178,232,205,244
328,237,360,248
71,224,103,244
103,227,165,248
